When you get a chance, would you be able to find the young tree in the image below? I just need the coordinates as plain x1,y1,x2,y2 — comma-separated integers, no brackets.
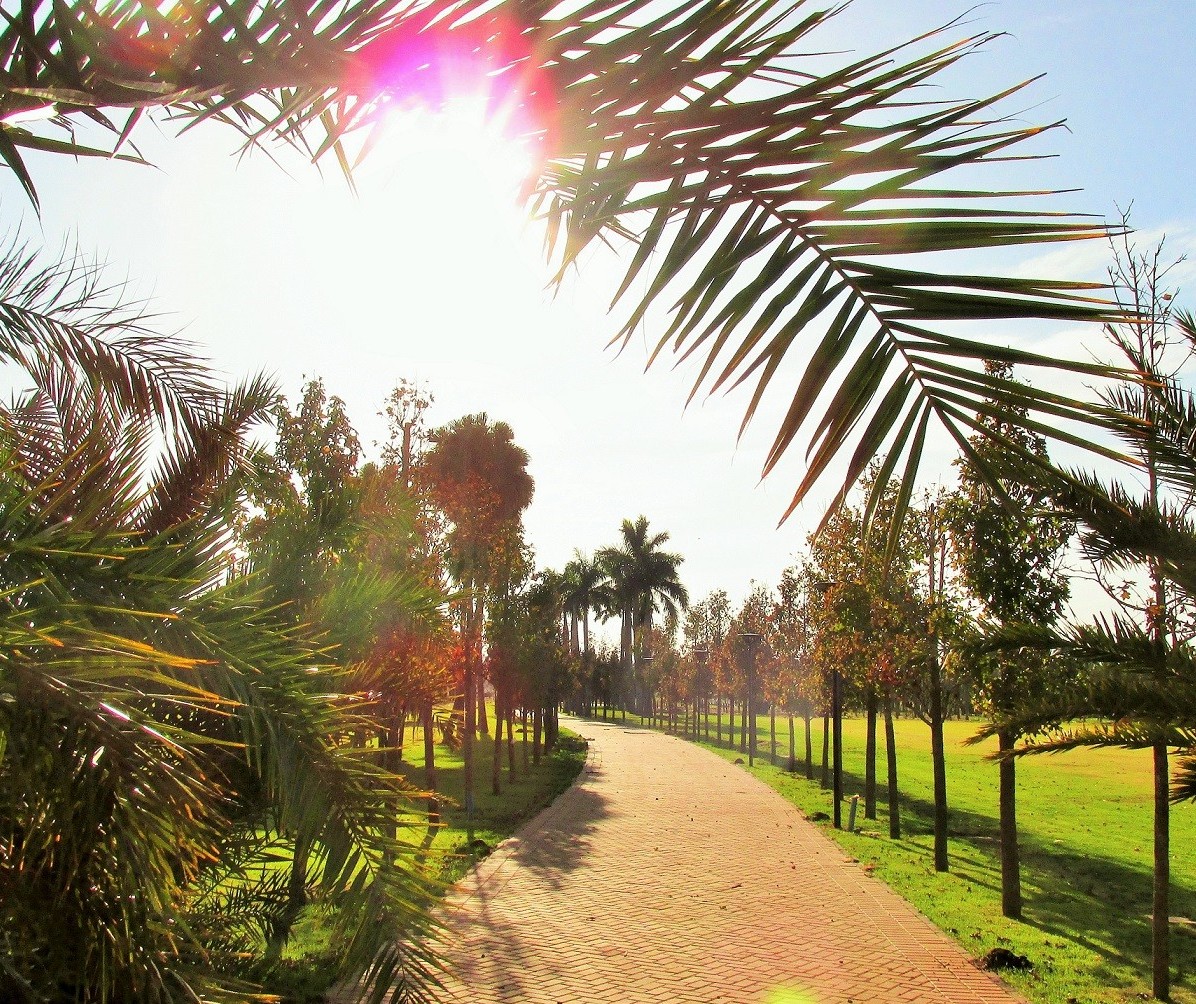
420,414,533,814
944,359,1073,919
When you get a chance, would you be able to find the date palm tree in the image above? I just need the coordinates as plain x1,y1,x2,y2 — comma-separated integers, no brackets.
0,240,442,1003
0,1,1126,525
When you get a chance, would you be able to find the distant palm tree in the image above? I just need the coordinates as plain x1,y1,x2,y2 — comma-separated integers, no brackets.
600,517,689,712
562,550,608,660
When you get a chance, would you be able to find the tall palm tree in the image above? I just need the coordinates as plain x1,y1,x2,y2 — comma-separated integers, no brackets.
0,1,1126,524
561,550,608,660
600,516,689,712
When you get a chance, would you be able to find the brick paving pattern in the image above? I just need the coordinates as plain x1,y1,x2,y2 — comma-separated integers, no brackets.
432,717,1024,1003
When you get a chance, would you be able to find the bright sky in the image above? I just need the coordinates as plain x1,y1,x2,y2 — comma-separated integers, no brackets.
4,1,1195,630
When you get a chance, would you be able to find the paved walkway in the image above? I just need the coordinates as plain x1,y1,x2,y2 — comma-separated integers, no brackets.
432,717,1024,1004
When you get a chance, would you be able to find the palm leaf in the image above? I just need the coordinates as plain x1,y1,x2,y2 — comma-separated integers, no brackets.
0,2,1132,516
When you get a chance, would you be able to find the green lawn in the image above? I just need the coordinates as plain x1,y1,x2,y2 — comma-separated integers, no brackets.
603,708,1196,1004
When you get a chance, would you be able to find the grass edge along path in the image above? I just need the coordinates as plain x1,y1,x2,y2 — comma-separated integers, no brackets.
579,710,1196,1004
259,717,588,1001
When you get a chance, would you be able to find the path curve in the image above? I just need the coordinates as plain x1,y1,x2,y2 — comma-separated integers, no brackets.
432,717,1024,1004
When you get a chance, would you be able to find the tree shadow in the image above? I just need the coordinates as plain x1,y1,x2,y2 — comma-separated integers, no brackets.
435,750,613,1000
833,763,1196,997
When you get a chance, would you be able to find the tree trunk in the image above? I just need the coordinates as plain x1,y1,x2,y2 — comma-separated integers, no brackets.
716,695,722,745
929,653,948,873
533,707,543,765
770,706,777,766
865,686,878,820
1154,741,1171,1001
463,613,476,819
492,687,504,796
884,692,899,840
820,714,829,788
787,713,796,772
507,704,516,781
997,728,1021,918
394,709,406,764
804,712,813,780
522,708,529,772
423,701,439,826
476,668,489,737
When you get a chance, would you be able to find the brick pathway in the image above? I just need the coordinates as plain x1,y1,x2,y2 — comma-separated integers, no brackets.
431,717,1024,1004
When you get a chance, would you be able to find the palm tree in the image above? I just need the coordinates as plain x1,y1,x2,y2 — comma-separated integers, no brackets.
0,241,443,1003
562,550,607,659
0,2,1126,523
600,516,689,713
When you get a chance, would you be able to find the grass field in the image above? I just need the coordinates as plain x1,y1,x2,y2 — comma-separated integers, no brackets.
602,708,1196,1004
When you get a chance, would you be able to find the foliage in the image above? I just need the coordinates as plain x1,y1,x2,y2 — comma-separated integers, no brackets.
0,0,1131,521
0,254,442,1002
944,360,1073,720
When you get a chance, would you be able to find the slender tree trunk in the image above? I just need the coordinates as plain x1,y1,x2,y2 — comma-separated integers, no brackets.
929,654,949,872
804,712,813,780
820,714,830,788
1154,742,1171,1000
865,686,878,820
884,692,900,840
395,709,406,764
997,728,1021,918
787,713,796,771
522,707,529,771
716,695,722,745
533,708,543,765
463,597,476,818
507,704,516,781
770,706,777,766
476,668,489,736
492,688,504,796
423,701,439,826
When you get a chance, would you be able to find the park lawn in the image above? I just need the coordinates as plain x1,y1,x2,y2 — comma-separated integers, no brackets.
613,708,1196,1004
256,712,588,1000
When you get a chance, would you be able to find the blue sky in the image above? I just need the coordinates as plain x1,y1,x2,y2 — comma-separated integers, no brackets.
2,1,1194,628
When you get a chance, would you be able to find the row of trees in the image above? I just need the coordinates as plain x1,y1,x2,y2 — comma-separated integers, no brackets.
585,236,1194,1001
0,242,588,1001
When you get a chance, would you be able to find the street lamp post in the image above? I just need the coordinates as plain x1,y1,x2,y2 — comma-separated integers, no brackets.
739,632,761,767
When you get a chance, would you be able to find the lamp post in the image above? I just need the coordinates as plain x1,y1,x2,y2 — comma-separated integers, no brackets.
739,632,761,767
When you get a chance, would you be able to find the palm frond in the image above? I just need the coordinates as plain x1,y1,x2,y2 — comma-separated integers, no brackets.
0,2,1131,517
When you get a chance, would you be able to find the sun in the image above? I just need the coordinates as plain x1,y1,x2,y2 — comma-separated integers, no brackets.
373,92,539,211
